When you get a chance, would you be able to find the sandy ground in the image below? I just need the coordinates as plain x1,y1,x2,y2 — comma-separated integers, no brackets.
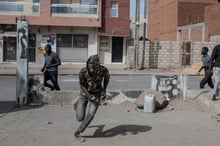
1,98,220,146
120,97,212,114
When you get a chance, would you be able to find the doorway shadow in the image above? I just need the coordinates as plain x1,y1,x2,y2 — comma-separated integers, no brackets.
85,124,152,138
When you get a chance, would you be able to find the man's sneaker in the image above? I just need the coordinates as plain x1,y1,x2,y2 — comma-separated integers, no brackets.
74,131,85,142
212,95,217,101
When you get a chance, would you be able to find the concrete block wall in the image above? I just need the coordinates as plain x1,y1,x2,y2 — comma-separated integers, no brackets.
191,41,217,64
128,41,218,69
156,41,181,69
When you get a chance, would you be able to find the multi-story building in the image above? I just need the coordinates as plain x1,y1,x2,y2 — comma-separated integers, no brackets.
0,0,130,64
130,14,146,40
205,3,220,42
147,0,218,41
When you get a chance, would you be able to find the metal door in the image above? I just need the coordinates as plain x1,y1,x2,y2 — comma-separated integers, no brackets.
112,37,123,62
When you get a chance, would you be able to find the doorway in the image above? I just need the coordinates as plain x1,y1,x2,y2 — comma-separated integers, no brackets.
112,37,123,63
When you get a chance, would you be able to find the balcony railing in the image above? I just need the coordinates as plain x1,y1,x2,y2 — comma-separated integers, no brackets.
51,4,98,15
0,1,40,13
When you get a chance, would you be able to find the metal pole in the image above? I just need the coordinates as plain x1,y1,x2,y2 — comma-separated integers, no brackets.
16,18,29,106
134,0,140,70
140,0,148,69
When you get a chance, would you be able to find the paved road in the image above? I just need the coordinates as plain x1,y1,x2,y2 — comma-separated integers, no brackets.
0,75,209,101
0,75,220,146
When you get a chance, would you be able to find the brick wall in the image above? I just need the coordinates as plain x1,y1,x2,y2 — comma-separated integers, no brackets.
98,0,130,36
148,0,178,41
178,2,206,26
127,41,217,69
147,0,218,41
205,4,220,41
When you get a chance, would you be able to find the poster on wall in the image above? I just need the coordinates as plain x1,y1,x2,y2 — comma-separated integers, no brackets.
47,34,55,46
42,34,55,46
38,34,56,54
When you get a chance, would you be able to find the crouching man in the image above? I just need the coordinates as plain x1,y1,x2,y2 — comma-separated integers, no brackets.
74,55,110,142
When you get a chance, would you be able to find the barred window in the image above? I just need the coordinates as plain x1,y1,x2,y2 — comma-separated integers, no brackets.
57,34,88,48
57,34,72,47
80,0,97,5
73,35,88,48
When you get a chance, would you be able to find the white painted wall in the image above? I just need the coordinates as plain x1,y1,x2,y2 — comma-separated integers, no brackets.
31,26,98,63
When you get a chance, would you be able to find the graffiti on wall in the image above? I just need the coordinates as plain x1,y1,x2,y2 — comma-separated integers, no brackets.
152,75,183,100
17,22,28,59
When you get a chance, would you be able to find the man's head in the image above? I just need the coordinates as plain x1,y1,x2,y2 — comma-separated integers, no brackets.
45,44,52,54
201,47,208,55
87,55,100,74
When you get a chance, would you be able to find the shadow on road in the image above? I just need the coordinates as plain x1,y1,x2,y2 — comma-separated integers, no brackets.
85,124,152,138
0,101,44,118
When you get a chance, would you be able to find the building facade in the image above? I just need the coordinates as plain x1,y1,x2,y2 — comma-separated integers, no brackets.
205,3,220,42
147,0,218,41
0,0,130,64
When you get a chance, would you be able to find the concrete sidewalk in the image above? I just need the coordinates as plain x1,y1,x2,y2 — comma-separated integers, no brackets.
1,101,220,146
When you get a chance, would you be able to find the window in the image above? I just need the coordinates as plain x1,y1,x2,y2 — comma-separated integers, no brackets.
99,36,110,51
110,1,118,17
51,0,59,4
57,34,72,47
33,0,39,2
28,34,36,62
57,34,88,48
73,35,88,48
80,0,97,5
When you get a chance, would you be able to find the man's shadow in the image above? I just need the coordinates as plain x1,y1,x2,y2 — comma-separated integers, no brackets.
85,124,152,138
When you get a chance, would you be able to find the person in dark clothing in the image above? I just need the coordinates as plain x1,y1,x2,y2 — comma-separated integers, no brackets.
74,55,110,142
197,47,214,89
209,44,220,100
41,44,61,91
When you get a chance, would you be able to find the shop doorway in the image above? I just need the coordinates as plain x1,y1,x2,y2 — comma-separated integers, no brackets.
112,37,123,62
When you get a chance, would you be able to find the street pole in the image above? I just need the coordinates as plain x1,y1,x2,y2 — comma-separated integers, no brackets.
140,0,148,69
134,0,140,70
16,17,29,106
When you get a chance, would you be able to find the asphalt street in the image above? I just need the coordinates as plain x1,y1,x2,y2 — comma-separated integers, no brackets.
0,75,207,101
1,75,220,146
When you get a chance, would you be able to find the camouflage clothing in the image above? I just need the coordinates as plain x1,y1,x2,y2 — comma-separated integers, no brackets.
79,64,110,98
74,55,110,142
